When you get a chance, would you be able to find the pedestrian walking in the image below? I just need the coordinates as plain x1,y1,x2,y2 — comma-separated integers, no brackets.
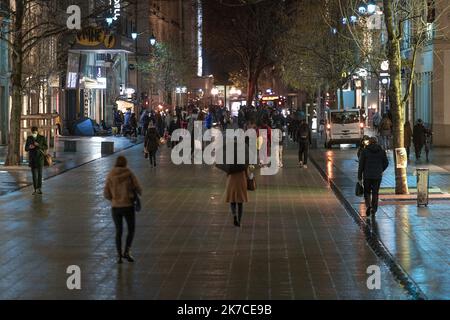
104,156,142,264
358,137,389,217
357,135,370,160
413,119,426,161
145,122,161,167
25,126,48,195
424,128,433,162
404,120,413,160
224,145,249,228
140,110,150,137
379,114,393,151
318,119,325,138
296,119,312,168
276,122,285,168
372,111,381,132
53,111,62,136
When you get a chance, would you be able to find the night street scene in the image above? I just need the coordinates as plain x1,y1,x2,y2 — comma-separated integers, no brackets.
0,0,449,308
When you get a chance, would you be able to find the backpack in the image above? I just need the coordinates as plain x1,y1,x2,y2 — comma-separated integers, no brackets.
298,124,309,140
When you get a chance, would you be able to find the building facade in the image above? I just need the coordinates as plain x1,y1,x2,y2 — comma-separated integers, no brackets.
432,0,450,146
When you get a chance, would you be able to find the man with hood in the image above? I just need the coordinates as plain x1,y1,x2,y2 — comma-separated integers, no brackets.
358,137,389,217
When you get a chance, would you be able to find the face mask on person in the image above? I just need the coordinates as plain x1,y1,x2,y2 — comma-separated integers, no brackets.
32,132,38,138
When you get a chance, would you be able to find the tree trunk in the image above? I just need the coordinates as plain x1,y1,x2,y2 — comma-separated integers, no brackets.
5,0,24,167
339,86,345,110
384,0,408,194
247,74,257,108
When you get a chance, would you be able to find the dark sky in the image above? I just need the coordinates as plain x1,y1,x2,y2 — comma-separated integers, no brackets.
202,0,239,83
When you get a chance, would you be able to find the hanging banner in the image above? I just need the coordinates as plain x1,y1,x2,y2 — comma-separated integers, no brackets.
395,147,408,169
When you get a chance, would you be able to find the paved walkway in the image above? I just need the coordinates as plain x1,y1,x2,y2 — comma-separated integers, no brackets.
0,144,407,299
310,145,450,300
0,136,142,196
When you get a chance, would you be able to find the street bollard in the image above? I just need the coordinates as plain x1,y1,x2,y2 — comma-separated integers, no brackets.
101,141,114,155
417,168,429,207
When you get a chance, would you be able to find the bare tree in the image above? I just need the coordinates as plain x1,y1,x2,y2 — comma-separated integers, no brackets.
138,42,195,105
204,0,293,107
279,0,362,109
1,0,130,166
339,0,449,194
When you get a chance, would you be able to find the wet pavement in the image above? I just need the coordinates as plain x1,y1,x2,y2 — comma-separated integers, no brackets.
0,143,408,299
0,136,143,196
309,145,450,300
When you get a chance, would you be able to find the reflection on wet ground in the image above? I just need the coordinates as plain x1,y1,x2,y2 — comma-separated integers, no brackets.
0,136,142,196
311,147,450,299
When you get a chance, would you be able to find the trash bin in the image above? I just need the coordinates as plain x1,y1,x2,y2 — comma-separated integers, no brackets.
101,141,114,155
417,168,429,207
64,140,77,152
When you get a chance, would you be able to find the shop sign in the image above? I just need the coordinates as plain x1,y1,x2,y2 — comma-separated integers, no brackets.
110,0,121,21
76,27,116,48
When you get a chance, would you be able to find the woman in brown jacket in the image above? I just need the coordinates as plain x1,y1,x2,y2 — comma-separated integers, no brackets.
104,156,142,264
225,166,249,227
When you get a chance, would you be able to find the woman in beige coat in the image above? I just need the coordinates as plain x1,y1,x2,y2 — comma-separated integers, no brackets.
104,156,142,264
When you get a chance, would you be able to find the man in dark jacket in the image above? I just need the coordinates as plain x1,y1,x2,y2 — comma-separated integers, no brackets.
297,119,312,168
358,137,389,217
413,119,426,161
25,126,48,195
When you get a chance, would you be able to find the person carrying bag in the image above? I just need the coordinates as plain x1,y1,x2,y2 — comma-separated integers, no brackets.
104,156,142,264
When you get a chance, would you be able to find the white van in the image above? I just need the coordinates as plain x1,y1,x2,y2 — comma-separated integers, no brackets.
324,109,364,148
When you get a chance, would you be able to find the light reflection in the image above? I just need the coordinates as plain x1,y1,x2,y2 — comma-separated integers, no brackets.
396,206,411,271
326,151,333,180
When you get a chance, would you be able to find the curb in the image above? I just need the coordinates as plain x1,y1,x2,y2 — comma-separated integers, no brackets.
309,154,428,300
1,140,143,197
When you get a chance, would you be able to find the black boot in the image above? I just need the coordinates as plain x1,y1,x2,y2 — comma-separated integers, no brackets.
123,249,135,262
233,216,240,227
117,254,123,264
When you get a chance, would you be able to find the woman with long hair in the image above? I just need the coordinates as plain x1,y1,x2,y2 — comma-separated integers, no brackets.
104,156,142,264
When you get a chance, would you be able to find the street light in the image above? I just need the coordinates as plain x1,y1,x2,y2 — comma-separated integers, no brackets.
150,33,157,46
131,32,138,40
367,1,377,15
358,4,367,15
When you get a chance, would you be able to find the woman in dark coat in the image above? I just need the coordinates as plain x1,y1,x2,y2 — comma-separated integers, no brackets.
145,122,161,167
404,121,413,160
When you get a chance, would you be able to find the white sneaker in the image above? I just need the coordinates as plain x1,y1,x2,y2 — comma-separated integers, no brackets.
303,165,308,169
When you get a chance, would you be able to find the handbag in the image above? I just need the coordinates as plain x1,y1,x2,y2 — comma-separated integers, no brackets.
355,181,364,197
247,172,256,191
159,137,167,145
39,149,53,166
130,176,141,212
144,147,149,159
